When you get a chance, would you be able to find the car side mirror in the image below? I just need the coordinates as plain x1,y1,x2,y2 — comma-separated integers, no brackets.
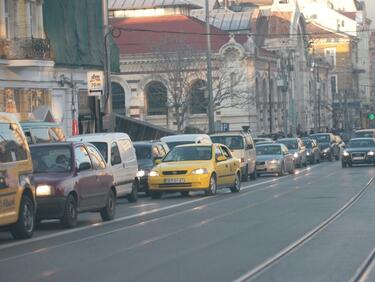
78,162,91,171
216,155,227,162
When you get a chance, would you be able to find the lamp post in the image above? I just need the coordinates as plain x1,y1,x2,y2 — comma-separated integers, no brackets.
205,0,214,133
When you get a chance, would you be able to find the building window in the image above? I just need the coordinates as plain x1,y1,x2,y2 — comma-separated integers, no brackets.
190,79,207,114
145,81,167,116
4,0,9,38
330,75,338,96
324,48,336,66
111,82,126,115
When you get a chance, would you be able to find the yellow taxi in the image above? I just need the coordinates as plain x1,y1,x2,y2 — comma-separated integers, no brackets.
0,113,36,239
148,143,241,198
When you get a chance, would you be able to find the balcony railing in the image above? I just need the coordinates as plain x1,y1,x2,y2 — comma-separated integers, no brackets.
0,37,51,60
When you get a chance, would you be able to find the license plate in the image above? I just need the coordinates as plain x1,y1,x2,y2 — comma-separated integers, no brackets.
353,156,364,160
164,178,185,184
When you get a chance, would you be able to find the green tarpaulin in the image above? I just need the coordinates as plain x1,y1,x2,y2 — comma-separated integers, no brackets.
43,0,119,72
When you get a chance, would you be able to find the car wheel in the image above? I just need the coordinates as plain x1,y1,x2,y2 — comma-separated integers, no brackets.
150,191,162,199
250,169,257,180
205,174,217,196
10,195,35,239
230,173,241,193
241,165,249,182
180,191,190,197
341,161,347,168
128,180,139,203
61,194,78,228
257,173,261,177
100,189,116,221
289,163,296,175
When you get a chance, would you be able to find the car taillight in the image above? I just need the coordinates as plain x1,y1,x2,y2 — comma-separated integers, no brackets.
0,171,8,189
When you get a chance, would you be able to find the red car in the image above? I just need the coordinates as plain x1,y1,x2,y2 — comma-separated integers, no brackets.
30,142,116,228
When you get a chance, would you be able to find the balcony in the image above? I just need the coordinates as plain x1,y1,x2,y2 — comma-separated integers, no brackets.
0,37,51,61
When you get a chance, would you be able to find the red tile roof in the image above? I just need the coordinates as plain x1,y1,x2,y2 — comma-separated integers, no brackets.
306,22,352,39
110,15,247,55
339,11,356,20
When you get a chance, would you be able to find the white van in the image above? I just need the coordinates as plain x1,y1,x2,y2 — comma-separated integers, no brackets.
210,131,257,181
160,134,212,150
68,133,139,202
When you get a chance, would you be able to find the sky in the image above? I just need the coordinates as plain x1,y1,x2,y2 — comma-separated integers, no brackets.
365,0,375,27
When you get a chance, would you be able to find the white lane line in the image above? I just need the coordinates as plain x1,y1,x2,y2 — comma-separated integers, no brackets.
0,163,322,251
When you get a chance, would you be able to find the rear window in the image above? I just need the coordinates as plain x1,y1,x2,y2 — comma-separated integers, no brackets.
278,140,298,150
311,135,330,143
134,144,152,160
354,131,374,138
348,140,375,148
166,141,195,150
0,122,28,163
210,136,244,150
90,142,108,162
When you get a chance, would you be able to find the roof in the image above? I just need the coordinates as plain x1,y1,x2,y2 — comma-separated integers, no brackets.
160,134,211,142
339,11,356,20
108,0,201,10
306,22,352,39
68,132,131,142
111,15,247,55
267,12,292,38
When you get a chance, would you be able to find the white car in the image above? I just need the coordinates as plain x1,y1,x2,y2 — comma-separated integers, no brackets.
160,134,212,150
68,133,139,202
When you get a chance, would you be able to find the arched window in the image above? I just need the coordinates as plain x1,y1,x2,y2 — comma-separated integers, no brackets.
145,81,167,115
111,82,126,115
190,80,207,114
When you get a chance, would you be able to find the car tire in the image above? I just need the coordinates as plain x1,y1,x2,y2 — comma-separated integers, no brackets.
150,191,162,199
100,189,116,221
230,173,241,193
205,174,217,196
241,165,249,182
61,194,78,228
10,194,35,239
128,181,139,203
289,163,296,175
250,169,257,180
180,191,190,197
342,162,347,168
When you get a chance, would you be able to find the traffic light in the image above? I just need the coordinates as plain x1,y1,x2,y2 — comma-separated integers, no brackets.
368,113,375,120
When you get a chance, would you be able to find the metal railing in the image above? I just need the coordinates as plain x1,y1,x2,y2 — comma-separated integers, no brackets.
0,37,51,60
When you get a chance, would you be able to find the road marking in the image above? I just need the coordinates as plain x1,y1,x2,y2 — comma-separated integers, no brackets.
0,163,322,251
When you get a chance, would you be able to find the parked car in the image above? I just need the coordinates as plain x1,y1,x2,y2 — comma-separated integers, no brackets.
210,131,257,181
133,141,169,194
310,133,340,161
255,143,295,176
353,129,375,139
148,143,241,199
68,133,139,202
30,142,116,227
0,113,36,239
341,138,375,168
301,138,321,164
160,134,212,150
21,121,65,144
278,138,307,167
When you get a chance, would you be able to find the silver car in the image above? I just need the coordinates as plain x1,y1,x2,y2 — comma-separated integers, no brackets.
278,138,307,168
255,144,295,176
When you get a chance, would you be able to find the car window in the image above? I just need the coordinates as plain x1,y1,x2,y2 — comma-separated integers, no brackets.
91,142,108,162
220,146,232,158
134,144,152,160
211,135,244,150
118,139,134,161
31,145,72,173
279,140,298,150
111,142,122,165
31,128,51,143
348,140,375,148
152,145,160,158
163,146,212,162
86,145,106,170
215,146,223,159
354,131,375,138
74,146,92,171
256,145,282,155
0,122,28,163
157,144,167,156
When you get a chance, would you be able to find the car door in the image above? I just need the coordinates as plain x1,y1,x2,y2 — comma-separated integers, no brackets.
214,145,227,186
117,139,137,194
110,141,129,196
246,135,256,173
220,145,236,184
74,145,99,210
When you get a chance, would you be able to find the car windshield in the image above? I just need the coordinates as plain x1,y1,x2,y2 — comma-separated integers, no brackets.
166,141,195,150
163,146,212,162
256,145,282,155
134,144,152,160
348,140,375,148
90,142,108,162
311,135,330,143
211,136,244,150
354,131,374,138
303,140,312,148
30,145,72,173
278,140,298,150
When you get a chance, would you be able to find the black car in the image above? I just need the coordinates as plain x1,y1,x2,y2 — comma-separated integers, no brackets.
133,141,169,194
310,133,340,161
302,138,321,164
341,138,375,168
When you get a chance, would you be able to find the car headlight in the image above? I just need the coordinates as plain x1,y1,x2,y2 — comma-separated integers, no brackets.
36,185,53,196
343,150,349,157
367,151,374,156
269,160,280,164
306,152,310,156
149,170,160,177
293,152,299,158
191,168,208,175
323,148,330,153
136,170,146,177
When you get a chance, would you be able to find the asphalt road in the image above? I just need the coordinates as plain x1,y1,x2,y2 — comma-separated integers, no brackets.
1,161,375,282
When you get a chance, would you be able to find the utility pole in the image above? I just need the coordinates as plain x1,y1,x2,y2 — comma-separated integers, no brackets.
102,0,113,132
205,0,214,133
268,62,272,134
316,64,321,131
